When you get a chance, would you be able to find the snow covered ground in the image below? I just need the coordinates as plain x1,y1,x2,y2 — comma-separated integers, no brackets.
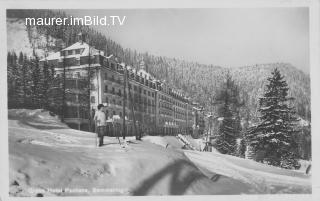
8,109,311,196
184,151,311,194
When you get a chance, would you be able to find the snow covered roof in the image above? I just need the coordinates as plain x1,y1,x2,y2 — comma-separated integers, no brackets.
137,69,154,80
42,51,60,61
40,42,104,61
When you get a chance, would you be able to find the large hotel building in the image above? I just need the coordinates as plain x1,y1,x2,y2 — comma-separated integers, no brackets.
40,37,204,136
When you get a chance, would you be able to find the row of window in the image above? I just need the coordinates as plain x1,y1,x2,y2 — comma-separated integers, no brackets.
159,94,187,109
159,101,173,110
62,48,83,56
104,72,156,99
159,109,172,117
104,70,157,91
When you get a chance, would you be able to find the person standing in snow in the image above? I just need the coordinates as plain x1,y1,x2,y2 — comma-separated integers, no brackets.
94,104,106,147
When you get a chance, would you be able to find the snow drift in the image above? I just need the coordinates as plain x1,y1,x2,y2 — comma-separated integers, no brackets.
9,109,255,196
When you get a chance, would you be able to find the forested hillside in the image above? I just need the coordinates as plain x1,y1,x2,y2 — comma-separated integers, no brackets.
7,9,310,122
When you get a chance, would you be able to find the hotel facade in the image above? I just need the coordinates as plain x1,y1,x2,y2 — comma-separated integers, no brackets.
40,39,204,136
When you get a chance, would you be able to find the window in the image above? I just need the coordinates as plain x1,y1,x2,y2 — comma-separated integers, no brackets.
104,85,108,93
75,49,81,54
104,73,108,80
120,112,122,117
148,91,151,96
68,50,73,55
118,89,122,96
75,72,80,78
113,111,116,115
112,87,115,94
90,96,95,103
144,90,146,95
90,84,95,90
105,97,109,103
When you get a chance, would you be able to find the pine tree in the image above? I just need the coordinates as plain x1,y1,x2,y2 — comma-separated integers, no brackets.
30,49,42,108
7,51,20,108
248,68,300,169
22,54,33,108
15,52,25,106
214,73,242,155
41,59,50,109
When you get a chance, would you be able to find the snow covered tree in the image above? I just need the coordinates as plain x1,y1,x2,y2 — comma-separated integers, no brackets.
214,73,242,155
40,52,55,110
30,50,42,108
248,68,300,169
7,51,21,108
16,52,26,106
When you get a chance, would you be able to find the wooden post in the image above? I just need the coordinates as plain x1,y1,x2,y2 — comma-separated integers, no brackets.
61,49,66,122
87,43,92,132
128,78,138,140
122,64,127,140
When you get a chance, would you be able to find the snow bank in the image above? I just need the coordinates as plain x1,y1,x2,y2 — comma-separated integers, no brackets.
8,109,68,129
184,150,311,194
142,136,170,148
8,109,310,196
9,109,254,196
9,109,61,121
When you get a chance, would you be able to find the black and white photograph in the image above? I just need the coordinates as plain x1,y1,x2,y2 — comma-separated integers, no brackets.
1,0,320,199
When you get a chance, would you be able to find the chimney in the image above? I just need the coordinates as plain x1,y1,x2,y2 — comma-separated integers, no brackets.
77,32,83,44
139,59,146,71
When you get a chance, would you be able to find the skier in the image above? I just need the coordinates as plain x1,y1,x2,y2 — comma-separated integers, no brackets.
94,104,106,147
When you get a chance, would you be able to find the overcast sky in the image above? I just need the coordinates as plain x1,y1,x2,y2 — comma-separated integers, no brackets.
67,8,309,73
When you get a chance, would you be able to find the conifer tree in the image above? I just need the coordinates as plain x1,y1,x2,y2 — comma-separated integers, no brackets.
7,52,19,108
41,59,50,109
22,54,32,107
30,49,42,108
214,73,242,154
16,52,25,106
248,68,300,169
